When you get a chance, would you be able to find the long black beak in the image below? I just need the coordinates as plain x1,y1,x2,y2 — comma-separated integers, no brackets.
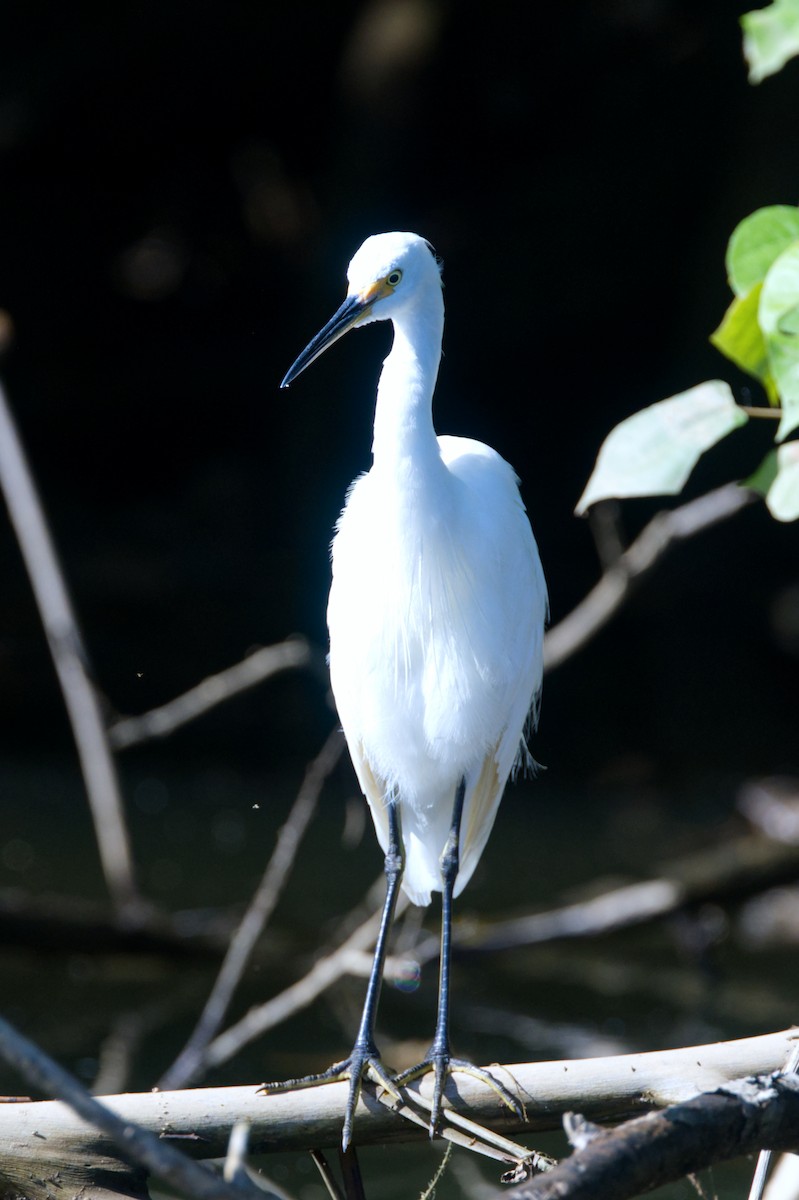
281,293,372,388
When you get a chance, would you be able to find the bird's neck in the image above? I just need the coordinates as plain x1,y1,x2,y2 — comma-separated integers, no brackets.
371,298,444,471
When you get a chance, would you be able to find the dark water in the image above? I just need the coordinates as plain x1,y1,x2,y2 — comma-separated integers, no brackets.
0,751,795,1199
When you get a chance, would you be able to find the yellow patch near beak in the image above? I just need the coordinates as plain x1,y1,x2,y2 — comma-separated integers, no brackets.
356,278,395,306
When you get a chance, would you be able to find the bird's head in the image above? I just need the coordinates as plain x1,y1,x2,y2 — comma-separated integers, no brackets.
281,232,441,388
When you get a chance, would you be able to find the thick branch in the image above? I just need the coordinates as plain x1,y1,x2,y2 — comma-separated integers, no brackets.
0,1029,793,1185
507,1074,799,1200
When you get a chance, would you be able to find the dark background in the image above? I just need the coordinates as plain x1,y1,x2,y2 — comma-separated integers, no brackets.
1,0,798,785
1,10,799,1195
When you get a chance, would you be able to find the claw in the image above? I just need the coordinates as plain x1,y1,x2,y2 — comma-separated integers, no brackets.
393,1055,523,1137
259,1048,401,1150
258,1055,354,1100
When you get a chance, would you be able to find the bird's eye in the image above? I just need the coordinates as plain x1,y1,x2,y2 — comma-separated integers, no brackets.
386,269,403,287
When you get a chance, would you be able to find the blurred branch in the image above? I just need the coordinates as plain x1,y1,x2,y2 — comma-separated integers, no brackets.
202,883,410,1073
0,380,139,916
761,1153,799,1200
0,886,227,955
456,829,799,954
586,500,626,570
0,1014,269,1200
159,727,345,1090
108,637,315,750
543,483,757,672
505,1073,799,1200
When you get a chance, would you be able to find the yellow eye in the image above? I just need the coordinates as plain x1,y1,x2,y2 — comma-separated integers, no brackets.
386,269,403,287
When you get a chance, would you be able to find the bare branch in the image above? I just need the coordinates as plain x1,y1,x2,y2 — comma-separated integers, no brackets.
543,483,757,672
108,638,315,750
505,1073,799,1200
159,727,345,1090
0,380,138,915
202,885,410,1072
457,830,799,954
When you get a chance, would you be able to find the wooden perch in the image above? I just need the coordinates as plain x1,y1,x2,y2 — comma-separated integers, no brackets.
508,1073,799,1200
0,1029,795,1200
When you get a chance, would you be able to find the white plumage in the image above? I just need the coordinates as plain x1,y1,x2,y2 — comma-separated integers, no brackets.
324,232,547,905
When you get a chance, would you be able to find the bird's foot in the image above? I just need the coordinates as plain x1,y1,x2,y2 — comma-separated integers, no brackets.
393,1053,523,1139
258,1046,401,1151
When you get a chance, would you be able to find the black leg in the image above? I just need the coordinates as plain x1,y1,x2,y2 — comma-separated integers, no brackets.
424,775,465,1122
340,799,405,1148
260,800,404,1151
393,777,522,1136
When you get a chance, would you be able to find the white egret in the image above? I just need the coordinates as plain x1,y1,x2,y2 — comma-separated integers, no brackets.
265,232,547,1147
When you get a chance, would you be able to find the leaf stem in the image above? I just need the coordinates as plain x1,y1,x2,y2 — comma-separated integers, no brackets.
740,405,782,418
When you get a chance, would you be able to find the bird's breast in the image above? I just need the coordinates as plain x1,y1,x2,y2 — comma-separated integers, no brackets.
326,458,532,800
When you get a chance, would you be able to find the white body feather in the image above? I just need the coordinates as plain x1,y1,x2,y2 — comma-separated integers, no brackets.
326,234,547,906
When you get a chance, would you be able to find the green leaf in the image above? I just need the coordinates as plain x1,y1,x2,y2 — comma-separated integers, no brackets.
742,0,799,83
576,381,749,514
711,284,777,398
745,442,799,519
758,241,799,438
725,205,799,296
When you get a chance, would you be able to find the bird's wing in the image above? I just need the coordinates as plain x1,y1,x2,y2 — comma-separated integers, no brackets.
349,738,392,857
457,748,502,897
438,434,548,897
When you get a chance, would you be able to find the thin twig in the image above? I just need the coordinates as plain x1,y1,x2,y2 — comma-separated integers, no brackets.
543,482,757,672
108,638,314,750
420,1141,453,1200
338,1145,367,1200
0,380,139,915
0,1013,267,1200
311,1152,346,1200
455,829,799,954
587,500,626,570
159,728,345,1090
223,1121,252,1186
378,1084,536,1167
740,406,782,418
